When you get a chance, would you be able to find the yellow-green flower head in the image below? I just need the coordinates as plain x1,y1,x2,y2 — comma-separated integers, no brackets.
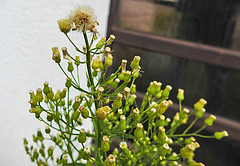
57,19,71,34
96,106,111,120
68,6,98,32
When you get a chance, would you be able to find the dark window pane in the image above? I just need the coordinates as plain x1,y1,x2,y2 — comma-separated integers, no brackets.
118,0,240,52
111,44,240,121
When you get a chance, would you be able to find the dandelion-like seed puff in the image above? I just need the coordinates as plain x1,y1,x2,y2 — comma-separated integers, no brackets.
68,6,99,33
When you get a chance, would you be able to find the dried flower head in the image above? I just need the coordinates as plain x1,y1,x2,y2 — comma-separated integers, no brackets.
68,6,98,33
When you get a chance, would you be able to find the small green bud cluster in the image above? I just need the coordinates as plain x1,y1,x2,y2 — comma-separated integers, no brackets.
25,6,228,166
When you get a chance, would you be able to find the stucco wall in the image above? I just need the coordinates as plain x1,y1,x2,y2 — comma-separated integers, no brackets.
0,0,110,165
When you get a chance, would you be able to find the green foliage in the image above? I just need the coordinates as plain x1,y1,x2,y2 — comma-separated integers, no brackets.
24,6,228,166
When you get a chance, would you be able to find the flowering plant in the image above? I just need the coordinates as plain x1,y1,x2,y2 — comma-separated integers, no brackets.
24,6,228,166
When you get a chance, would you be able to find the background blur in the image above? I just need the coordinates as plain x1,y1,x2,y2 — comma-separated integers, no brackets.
0,0,110,165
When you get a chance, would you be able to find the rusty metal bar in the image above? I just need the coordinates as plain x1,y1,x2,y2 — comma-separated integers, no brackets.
111,26,240,71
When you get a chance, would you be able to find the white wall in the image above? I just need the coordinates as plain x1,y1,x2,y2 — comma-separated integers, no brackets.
0,0,110,165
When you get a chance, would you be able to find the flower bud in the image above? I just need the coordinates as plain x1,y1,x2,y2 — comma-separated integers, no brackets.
35,88,43,102
156,115,165,127
118,70,126,81
123,87,130,97
158,126,167,142
60,88,67,99
37,129,43,138
43,82,50,95
71,109,81,121
214,131,228,140
62,47,71,60
33,148,39,159
96,37,106,49
130,56,141,69
105,54,113,67
121,59,127,71
184,137,196,145
98,86,104,99
177,89,184,101
204,115,216,126
107,34,115,45
104,154,116,166
112,93,123,109
80,147,90,160
29,106,42,115
29,90,35,99
75,55,81,66
67,61,74,72
28,99,37,108
111,78,120,88
180,108,189,119
78,128,87,143
79,105,89,119
72,97,81,111
161,85,172,99
57,19,71,34
147,82,155,94
46,113,53,122
53,89,61,101
196,108,206,118
155,81,162,94
104,47,111,56
101,136,110,152
133,108,141,122
158,143,169,156
130,84,136,94
119,115,126,130
65,78,72,88
76,117,83,126
192,142,200,149
96,106,111,120
194,98,207,112
128,94,136,105
39,145,45,157
62,154,68,166
52,47,61,63
134,123,143,139
23,138,28,145
45,126,51,134
180,144,195,159
44,87,54,100
156,100,170,114
92,58,99,71
123,71,131,82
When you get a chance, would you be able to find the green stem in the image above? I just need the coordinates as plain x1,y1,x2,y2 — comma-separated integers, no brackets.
183,117,199,134
168,133,215,139
83,31,103,165
77,65,81,87
193,124,207,134
58,64,90,94
83,32,95,90
65,34,85,54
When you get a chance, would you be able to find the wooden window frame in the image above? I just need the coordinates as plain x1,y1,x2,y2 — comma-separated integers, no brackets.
107,0,240,141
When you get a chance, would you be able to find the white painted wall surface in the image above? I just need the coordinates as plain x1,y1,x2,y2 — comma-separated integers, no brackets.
0,0,110,165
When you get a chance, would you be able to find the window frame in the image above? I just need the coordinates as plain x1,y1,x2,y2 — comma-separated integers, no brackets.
107,0,240,141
